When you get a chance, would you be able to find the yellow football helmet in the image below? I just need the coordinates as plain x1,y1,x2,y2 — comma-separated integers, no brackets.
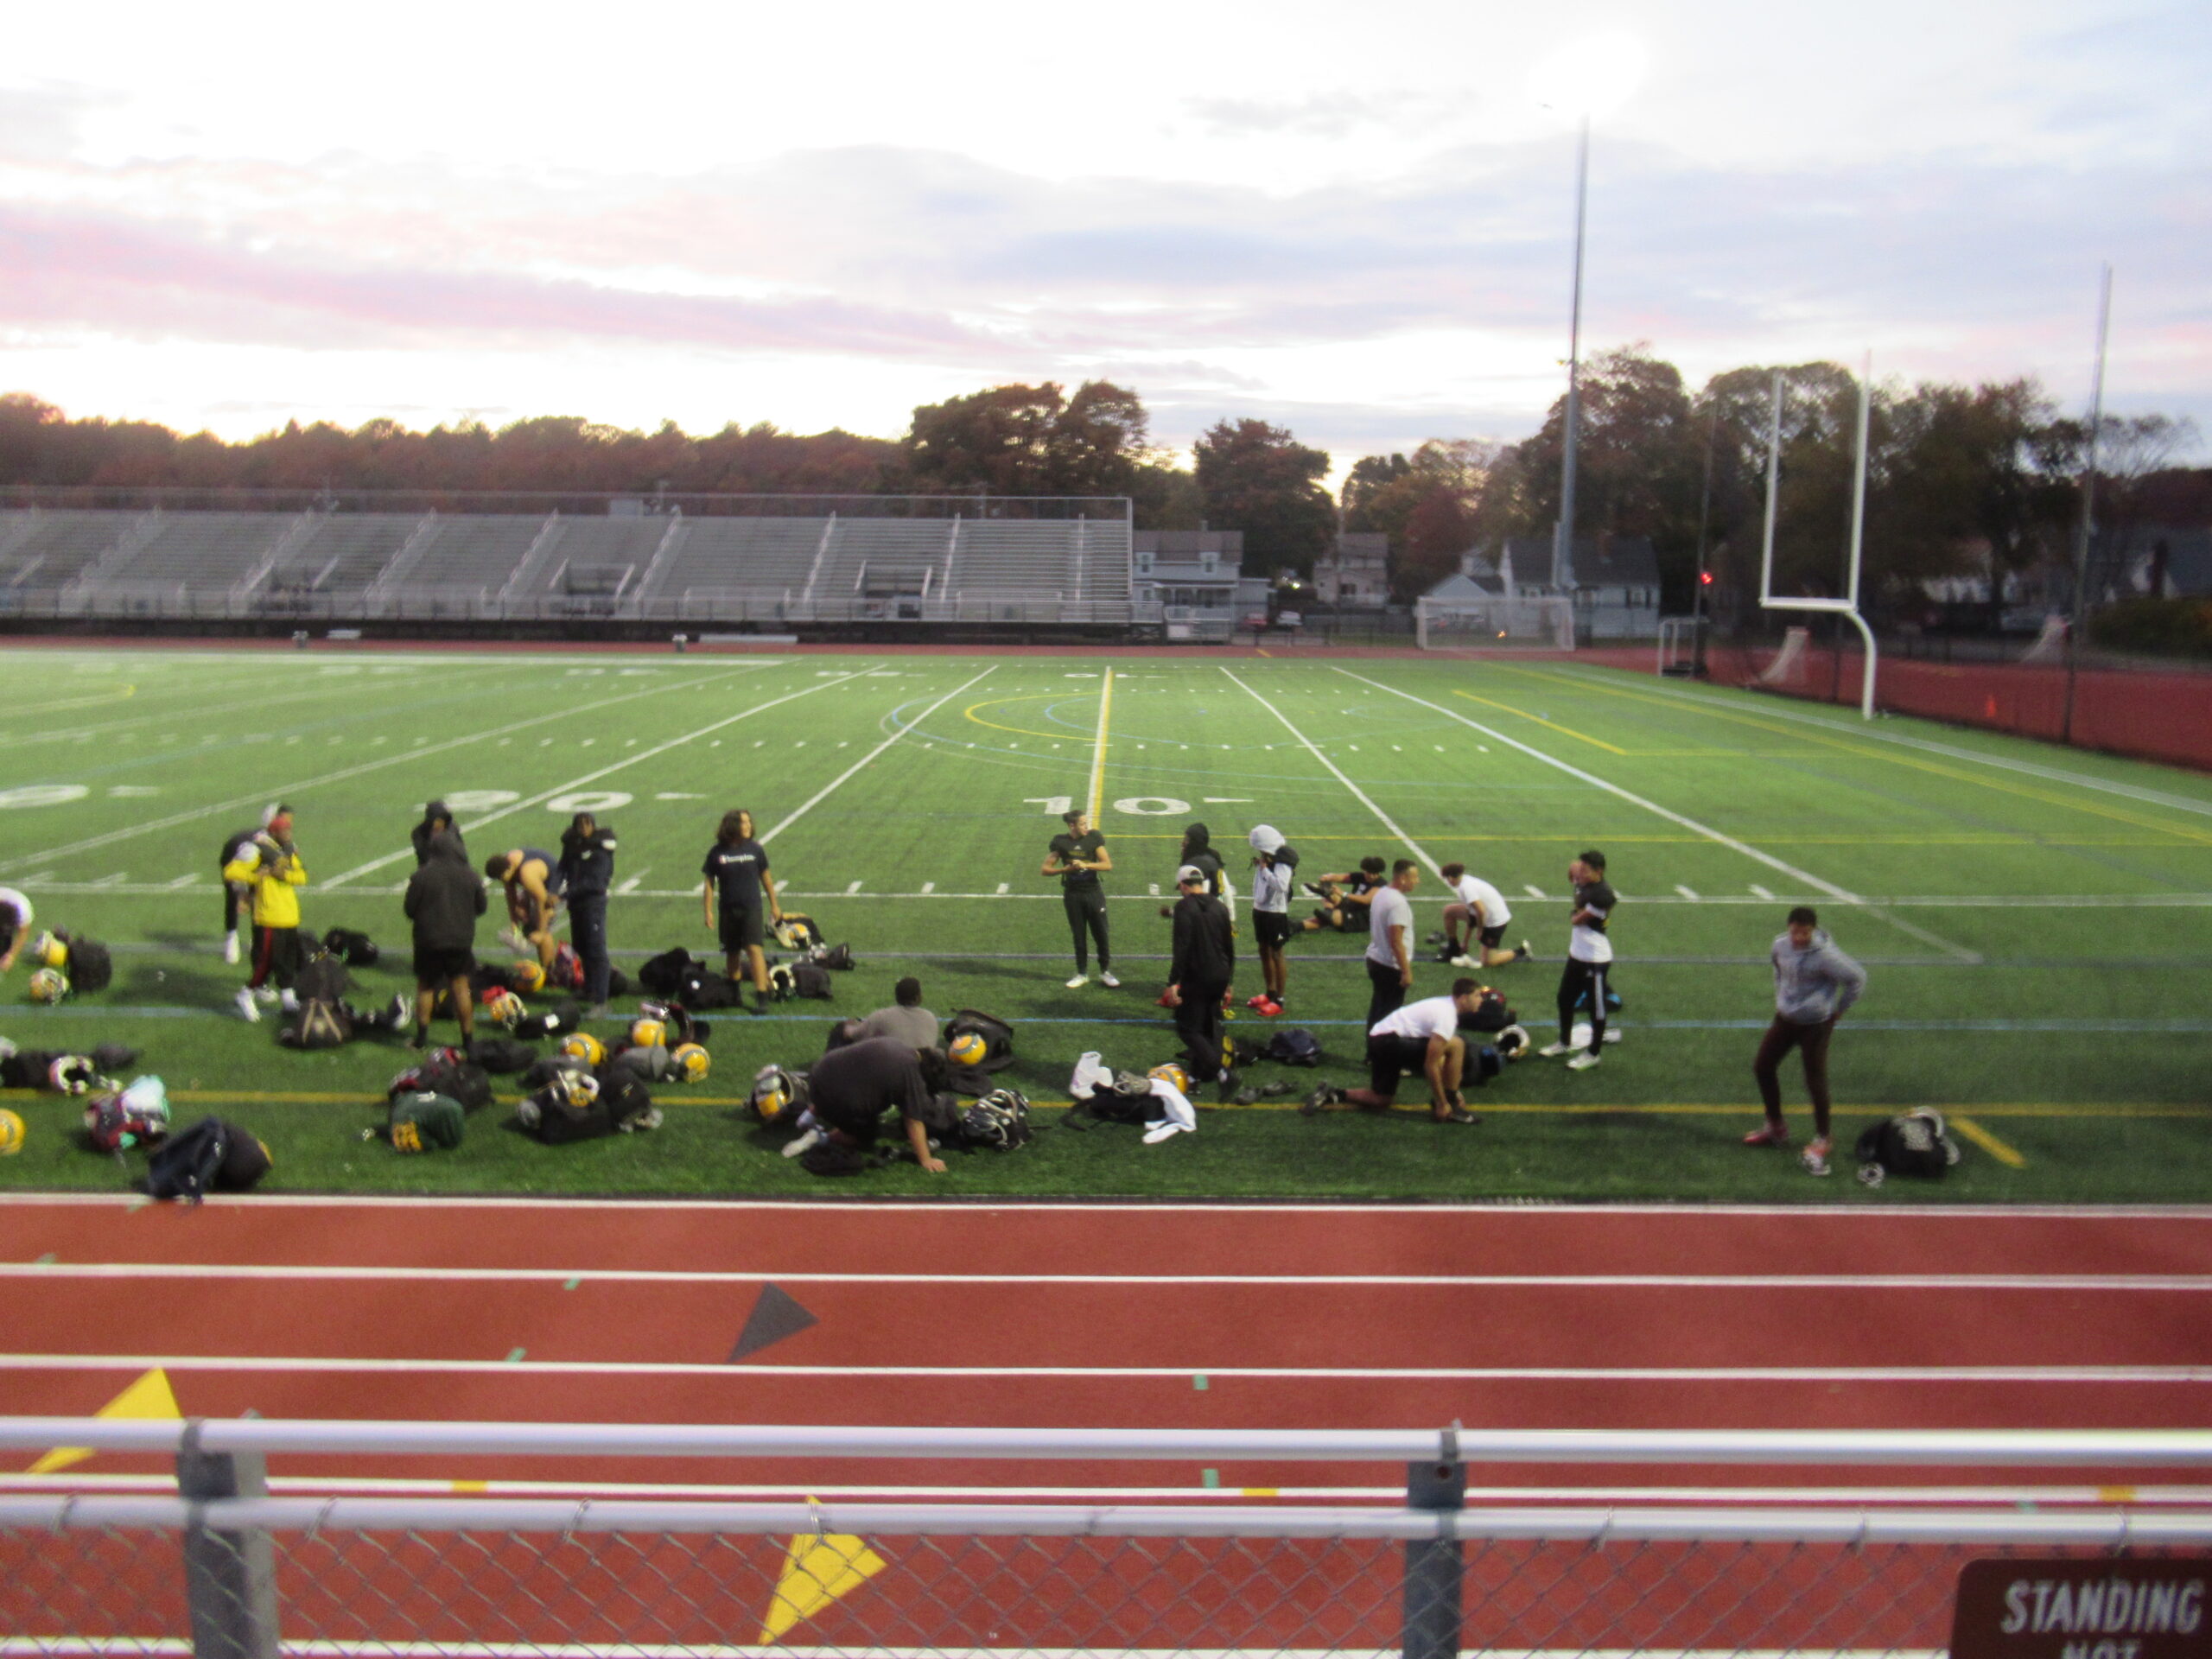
749,1064,797,1123
509,961,547,995
557,1031,606,1068
481,988,524,1028
27,969,68,1005
672,1043,710,1084
629,1016,667,1052
947,1032,988,1067
1147,1063,1191,1095
30,931,68,970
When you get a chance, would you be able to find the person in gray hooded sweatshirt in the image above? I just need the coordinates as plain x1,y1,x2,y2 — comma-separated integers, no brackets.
1745,906,1867,1174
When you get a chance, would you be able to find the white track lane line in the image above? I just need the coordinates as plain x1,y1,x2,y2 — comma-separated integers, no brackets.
1336,669,1981,963
321,664,880,886
5,1264,2208,1291
0,662,779,878
760,667,995,846
0,1355,2206,1382
1220,667,1440,875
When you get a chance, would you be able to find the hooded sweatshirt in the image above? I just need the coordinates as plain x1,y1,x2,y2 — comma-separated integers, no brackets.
1248,824,1297,913
411,802,463,868
1770,928,1867,1025
405,831,488,951
1180,823,1224,898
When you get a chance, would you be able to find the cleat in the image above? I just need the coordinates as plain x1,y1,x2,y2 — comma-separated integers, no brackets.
222,932,241,965
1515,941,1533,961
1565,1051,1601,1071
1535,1040,1575,1058
1449,954,1478,969
1099,970,1120,988
1300,1084,1340,1116
1743,1122,1790,1147
1255,997,1283,1017
234,986,260,1023
1231,1086,1261,1106
253,985,280,1005
1065,975,1089,989
1245,993,1270,1008
1439,1108,1480,1124
1801,1136,1834,1177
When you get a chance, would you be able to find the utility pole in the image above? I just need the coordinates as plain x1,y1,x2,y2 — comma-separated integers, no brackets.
2063,265,2113,746
1554,116,1589,608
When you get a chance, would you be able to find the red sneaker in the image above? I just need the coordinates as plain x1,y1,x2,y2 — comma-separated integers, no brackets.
1245,993,1271,1009
1255,997,1283,1018
1742,1122,1790,1148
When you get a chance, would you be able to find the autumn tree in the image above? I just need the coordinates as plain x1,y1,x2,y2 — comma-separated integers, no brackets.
900,381,1149,499
1192,417,1337,575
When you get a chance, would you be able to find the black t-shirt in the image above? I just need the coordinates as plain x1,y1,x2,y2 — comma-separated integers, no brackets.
702,840,769,910
1186,848,1224,897
809,1036,931,1142
1050,829,1106,891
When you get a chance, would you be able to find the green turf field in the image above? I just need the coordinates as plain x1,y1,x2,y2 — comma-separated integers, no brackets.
0,643,2207,1203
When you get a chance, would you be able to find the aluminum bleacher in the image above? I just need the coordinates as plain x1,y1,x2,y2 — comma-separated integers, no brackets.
0,496,1141,632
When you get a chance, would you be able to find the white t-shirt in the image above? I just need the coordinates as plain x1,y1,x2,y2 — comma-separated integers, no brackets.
1252,861,1293,914
1365,885,1413,968
0,887,31,935
1453,874,1511,929
1370,994,1459,1042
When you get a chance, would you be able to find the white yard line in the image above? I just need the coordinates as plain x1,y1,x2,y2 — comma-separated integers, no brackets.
0,1353,2203,1382
1337,671,1982,963
0,663,778,879
321,665,877,887
1221,668,1440,875
760,668,995,846
4,1263,2206,1292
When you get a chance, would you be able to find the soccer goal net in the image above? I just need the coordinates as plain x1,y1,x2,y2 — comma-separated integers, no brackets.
1415,594,1576,650
1756,625,1811,685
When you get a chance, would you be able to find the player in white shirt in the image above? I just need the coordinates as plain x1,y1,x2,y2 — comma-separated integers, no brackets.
1363,860,1421,1028
1438,861,1530,969
0,886,32,976
1302,978,1486,1122
1538,849,1621,1071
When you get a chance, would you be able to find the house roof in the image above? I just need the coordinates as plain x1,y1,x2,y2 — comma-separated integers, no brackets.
1425,571,1502,600
1476,534,1660,589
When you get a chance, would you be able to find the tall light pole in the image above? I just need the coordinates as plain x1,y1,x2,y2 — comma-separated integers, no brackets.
1554,114,1590,601
2063,264,2113,746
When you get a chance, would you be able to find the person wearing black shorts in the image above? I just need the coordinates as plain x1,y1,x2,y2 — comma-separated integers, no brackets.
1042,810,1116,989
404,830,486,1049
702,808,781,1007
1245,824,1298,1014
1303,979,1484,1123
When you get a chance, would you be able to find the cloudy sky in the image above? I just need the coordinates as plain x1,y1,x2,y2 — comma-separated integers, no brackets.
1,0,2203,474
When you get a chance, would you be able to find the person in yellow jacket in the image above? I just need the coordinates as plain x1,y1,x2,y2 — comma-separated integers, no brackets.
222,804,307,1023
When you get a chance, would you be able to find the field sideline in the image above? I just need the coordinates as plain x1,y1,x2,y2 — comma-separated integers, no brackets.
0,642,2207,1203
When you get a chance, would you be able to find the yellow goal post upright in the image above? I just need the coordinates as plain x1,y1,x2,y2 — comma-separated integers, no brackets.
1759,356,1879,720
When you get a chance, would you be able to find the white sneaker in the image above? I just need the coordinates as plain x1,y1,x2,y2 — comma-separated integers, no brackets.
780,1126,824,1160
254,986,280,1006
279,989,300,1014
1603,1027,1623,1045
1098,970,1121,988
234,986,260,1023
1536,1040,1575,1058
222,932,240,965
1566,1051,1601,1071
1065,975,1089,989
1449,954,1478,969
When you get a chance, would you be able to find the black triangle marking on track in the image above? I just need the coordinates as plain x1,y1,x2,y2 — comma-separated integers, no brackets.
728,1282,820,1363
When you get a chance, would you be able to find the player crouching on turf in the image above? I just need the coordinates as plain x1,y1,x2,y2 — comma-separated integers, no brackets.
224,805,307,1023
1437,862,1529,969
1745,906,1867,1177
1302,977,1484,1124
486,846,565,975
802,1037,961,1175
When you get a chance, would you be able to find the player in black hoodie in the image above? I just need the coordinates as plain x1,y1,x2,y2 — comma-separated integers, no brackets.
558,812,618,1015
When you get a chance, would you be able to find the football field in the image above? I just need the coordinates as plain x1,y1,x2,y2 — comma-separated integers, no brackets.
1,641,2209,1202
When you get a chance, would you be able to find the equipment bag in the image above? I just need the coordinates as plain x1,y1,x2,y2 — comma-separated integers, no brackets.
790,962,834,1000
321,927,380,968
550,944,586,993
598,1073,662,1133
516,1072,612,1144
957,1087,1032,1151
294,950,350,1006
1854,1109,1961,1187
942,1010,1015,1071
1076,1083,1155,1124
605,1044,673,1084
389,1048,493,1113
468,1036,538,1075
144,1116,271,1203
1459,988,1513,1033
676,966,748,1011
59,936,113,995
511,998,584,1042
277,1001,353,1051
385,1092,466,1153
1262,1027,1324,1066
639,947,703,997
804,943,856,970
798,1140,876,1177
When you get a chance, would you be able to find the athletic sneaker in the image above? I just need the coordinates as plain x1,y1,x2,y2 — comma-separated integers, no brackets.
1535,1040,1576,1058
1801,1136,1834,1177
1231,1086,1262,1106
1300,1084,1343,1116
234,986,260,1022
1566,1051,1601,1071
1604,1027,1623,1045
780,1126,825,1160
1065,975,1089,989
1255,997,1283,1018
1449,954,1478,970
1515,942,1533,961
1437,1107,1480,1124
278,988,300,1015
1742,1122,1790,1147
222,931,240,965
253,985,280,1006
1098,970,1120,988
1245,992,1271,1008
386,994,410,1027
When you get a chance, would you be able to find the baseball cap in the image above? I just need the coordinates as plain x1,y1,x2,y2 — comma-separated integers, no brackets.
1175,864,1205,886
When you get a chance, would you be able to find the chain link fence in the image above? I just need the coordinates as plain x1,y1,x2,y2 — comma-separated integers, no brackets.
3,1421,2207,1657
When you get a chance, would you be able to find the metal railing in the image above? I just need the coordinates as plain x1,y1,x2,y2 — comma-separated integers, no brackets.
3,1419,2208,1657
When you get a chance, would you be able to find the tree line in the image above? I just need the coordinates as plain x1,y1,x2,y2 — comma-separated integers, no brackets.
2,358,2200,613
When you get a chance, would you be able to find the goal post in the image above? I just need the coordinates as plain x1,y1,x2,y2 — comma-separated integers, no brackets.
1758,361,1879,719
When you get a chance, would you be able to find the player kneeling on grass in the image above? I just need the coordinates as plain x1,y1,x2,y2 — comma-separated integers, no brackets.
1303,977,1485,1124
407,830,486,1052
1745,906,1867,1177
223,806,308,1024
1438,862,1529,969
798,1037,961,1174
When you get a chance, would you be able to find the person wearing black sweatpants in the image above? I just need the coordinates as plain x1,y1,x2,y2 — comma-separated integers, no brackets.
559,811,617,1015
1042,810,1117,989
1165,866,1235,1085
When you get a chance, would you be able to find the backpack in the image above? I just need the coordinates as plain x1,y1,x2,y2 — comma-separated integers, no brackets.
389,1048,493,1113
804,943,855,970
294,950,350,1006
799,1140,877,1177
790,962,834,1000
511,997,584,1042
143,1116,270,1203
321,927,380,968
639,948,702,997
517,1071,611,1144
55,935,112,995
385,1092,465,1153
1262,1027,1324,1066
277,1001,353,1051
942,1010,1015,1071
468,1036,537,1075
1459,988,1512,1033
1076,1082,1155,1125
598,1072,662,1133
957,1087,1032,1151
1854,1110,1961,1186
678,966,748,1011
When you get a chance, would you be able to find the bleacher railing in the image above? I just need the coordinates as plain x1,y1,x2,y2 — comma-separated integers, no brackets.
3,1419,2207,1658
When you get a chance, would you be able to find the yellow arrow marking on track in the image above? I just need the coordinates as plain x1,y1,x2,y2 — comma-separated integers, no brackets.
28,1365,179,1474
760,1522,887,1643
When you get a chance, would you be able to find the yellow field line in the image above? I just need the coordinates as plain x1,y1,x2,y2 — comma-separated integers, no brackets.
45,683,137,714
1087,667,1115,823
1452,690,1626,753
1948,1115,2028,1167
1494,664,2212,847
961,694,1080,741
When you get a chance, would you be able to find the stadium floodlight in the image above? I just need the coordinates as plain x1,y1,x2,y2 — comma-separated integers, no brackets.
1758,358,1878,720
